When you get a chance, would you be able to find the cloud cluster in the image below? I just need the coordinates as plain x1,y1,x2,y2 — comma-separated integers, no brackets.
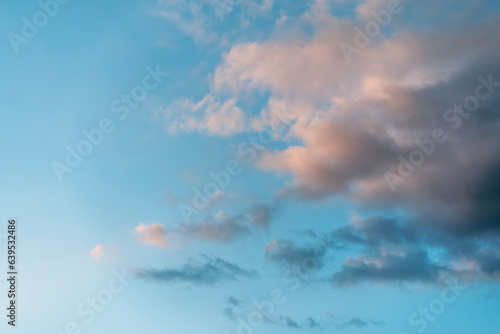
211,2,500,235
151,0,500,287
134,201,278,247
329,215,500,286
204,0,500,285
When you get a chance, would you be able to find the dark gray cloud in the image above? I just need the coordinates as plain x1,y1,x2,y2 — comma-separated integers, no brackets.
328,214,500,285
357,61,500,238
136,256,258,285
475,249,500,277
334,216,418,246
265,238,338,270
331,248,446,286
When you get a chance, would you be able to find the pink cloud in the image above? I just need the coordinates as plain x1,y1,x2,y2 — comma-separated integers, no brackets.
90,244,105,261
135,223,169,248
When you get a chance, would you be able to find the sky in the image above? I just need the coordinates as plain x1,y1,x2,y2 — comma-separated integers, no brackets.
0,0,500,333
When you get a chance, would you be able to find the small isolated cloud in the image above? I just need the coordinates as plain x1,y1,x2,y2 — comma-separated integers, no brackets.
90,244,105,261
135,223,168,248
281,316,300,329
136,256,258,285
227,295,241,307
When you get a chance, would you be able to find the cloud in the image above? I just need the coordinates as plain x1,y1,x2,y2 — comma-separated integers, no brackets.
281,316,300,329
248,202,279,228
255,313,333,330
327,214,500,285
334,215,418,246
257,119,401,198
330,247,446,286
337,317,384,329
134,223,169,248
227,295,241,307
211,1,500,235
90,244,105,261
163,200,280,245
136,256,258,285
223,307,238,321
223,295,243,321
152,0,276,47
265,238,336,269
154,0,500,286
174,216,251,243
207,1,500,286
307,317,321,329
154,0,217,44
165,95,246,136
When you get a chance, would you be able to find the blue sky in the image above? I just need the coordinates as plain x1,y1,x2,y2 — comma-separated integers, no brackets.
1,0,500,333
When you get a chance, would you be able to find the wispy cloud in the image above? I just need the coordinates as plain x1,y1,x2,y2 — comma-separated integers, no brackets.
136,256,258,285
337,317,384,329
